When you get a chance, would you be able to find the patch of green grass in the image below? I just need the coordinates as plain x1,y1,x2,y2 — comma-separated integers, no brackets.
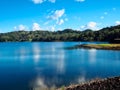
65,44,120,50
97,44,120,47
98,44,112,46
86,44,120,47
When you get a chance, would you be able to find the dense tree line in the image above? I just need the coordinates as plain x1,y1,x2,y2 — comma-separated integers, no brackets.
0,25,120,42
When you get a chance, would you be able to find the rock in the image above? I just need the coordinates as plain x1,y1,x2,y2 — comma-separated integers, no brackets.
58,76,120,90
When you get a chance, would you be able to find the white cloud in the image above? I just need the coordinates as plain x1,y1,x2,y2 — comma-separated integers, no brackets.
50,26,55,31
75,0,85,2
65,18,68,21
32,0,45,4
57,19,64,25
79,22,100,31
14,25,28,31
100,16,104,19
48,9,65,20
47,9,66,25
113,8,116,11
57,28,62,31
115,21,120,25
104,12,108,15
14,26,17,31
44,21,49,25
87,22,97,28
32,0,56,4
79,25,86,31
18,25,26,31
80,25,85,29
84,21,99,30
48,0,56,3
32,23,41,31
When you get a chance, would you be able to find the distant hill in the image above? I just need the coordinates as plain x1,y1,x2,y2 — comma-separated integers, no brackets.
0,25,120,42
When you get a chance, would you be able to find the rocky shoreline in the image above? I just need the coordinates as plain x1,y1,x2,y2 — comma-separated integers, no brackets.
58,76,120,90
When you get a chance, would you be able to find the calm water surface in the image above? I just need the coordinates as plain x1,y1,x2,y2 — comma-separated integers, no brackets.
0,42,120,90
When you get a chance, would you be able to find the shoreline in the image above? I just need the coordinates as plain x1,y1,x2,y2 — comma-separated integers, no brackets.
66,44,120,50
57,76,120,90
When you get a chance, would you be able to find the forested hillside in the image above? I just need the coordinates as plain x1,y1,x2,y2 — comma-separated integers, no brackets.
0,25,120,42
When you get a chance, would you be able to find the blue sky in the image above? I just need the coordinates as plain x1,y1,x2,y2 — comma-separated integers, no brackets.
0,0,120,32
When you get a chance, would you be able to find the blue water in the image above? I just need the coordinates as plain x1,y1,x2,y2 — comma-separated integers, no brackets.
0,42,120,90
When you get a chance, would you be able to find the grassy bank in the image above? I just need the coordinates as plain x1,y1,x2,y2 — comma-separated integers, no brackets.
66,44,120,50
57,76,120,90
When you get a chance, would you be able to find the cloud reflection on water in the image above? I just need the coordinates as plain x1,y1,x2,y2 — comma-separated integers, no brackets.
88,49,97,64
78,76,86,83
19,48,26,60
18,43,98,89
31,43,66,89
0,42,120,90
56,50,65,74
32,43,41,64
19,47,30,63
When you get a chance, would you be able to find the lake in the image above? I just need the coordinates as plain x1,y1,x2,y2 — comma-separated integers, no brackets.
0,42,120,90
